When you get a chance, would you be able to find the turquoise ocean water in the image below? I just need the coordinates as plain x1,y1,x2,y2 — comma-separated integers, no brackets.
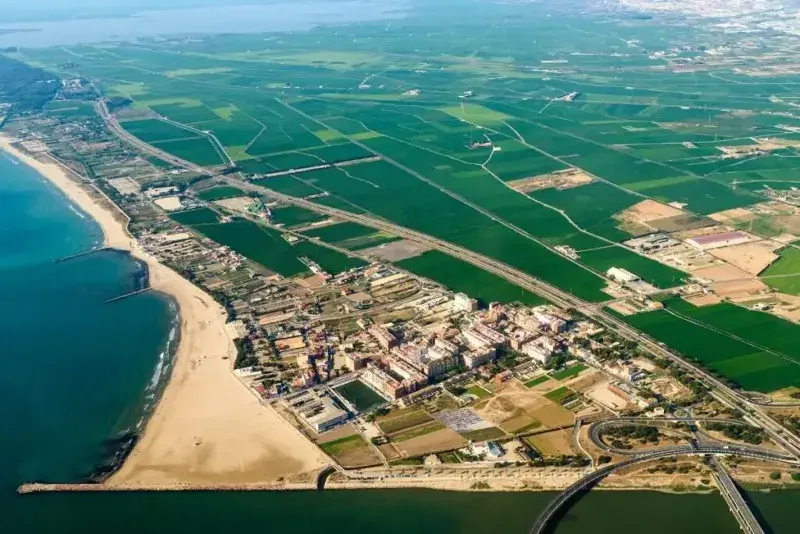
0,152,797,533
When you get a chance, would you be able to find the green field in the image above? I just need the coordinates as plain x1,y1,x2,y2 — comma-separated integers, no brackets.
269,206,327,228
169,207,219,226
44,100,94,117
376,409,434,434
28,3,800,344
302,221,376,243
320,434,367,456
761,246,800,295
185,219,308,277
544,386,576,404
122,119,199,143
524,376,551,388
397,251,545,306
621,299,800,392
302,221,399,250
466,385,491,399
152,137,225,166
196,186,246,201
551,364,588,381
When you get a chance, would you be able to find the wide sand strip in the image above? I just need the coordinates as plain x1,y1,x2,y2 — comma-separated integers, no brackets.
0,135,328,487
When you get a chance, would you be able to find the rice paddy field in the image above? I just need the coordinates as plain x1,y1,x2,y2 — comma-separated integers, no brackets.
302,221,400,250
24,0,800,393
620,299,800,393
269,206,327,228
761,246,800,295
397,251,545,306
196,186,246,201
167,213,361,276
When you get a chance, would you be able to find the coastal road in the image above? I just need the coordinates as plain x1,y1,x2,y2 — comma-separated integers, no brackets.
96,101,800,459
587,416,796,461
528,444,795,534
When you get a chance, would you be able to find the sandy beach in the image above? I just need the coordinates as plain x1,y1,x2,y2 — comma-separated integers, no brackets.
0,135,329,488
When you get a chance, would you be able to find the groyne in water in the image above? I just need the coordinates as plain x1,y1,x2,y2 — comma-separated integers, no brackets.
17,482,316,494
53,246,110,263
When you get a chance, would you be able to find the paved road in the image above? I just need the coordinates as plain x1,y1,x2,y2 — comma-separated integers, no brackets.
710,456,765,534
587,416,796,461
529,445,795,534
96,100,800,459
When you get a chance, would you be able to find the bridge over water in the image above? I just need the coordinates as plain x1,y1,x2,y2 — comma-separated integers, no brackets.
529,445,797,534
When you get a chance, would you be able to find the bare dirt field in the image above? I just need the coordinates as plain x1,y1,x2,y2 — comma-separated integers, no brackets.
487,381,574,427
214,197,253,212
650,376,692,402
378,443,402,461
607,301,638,315
361,239,430,262
685,293,723,306
586,381,632,411
767,214,800,236
335,446,383,469
525,429,575,456
377,408,434,434
770,293,800,322
527,377,559,392
395,428,466,457
709,207,756,224
709,242,780,275
691,263,752,282
529,401,575,428
563,369,604,392
712,278,768,299
673,224,731,241
765,386,800,404
507,168,593,193
316,423,359,444
499,414,539,434
617,199,684,224
648,214,712,233
474,395,526,426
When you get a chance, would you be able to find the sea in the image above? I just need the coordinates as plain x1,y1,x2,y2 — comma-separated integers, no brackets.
0,1,408,48
1,136,799,534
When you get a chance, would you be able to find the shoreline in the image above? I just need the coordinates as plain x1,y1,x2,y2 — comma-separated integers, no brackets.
0,134,330,489
4,135,799,497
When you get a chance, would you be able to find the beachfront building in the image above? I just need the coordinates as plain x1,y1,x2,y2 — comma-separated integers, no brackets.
284,390,348,433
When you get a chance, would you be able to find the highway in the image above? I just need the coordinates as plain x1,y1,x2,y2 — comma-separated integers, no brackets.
710,457,765,534
96,100,800,457
528,445,795,534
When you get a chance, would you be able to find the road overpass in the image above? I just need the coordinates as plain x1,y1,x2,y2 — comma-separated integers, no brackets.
529,445,794,534
95,101,800,460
